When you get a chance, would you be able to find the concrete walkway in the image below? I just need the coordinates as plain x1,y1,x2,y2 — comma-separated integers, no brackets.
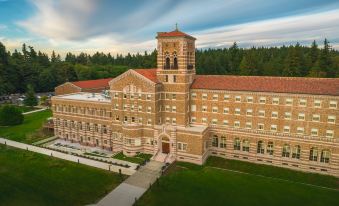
22,108,48,115
0,138,135,175
97,161,164,206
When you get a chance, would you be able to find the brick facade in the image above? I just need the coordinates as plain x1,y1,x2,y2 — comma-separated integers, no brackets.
51,29,339,176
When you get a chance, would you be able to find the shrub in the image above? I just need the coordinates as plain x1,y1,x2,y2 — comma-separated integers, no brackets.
0,105,24,126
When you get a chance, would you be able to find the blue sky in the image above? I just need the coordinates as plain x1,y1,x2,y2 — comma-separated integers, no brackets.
0,0,339,56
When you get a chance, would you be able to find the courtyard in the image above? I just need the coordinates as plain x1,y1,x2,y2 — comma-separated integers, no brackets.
137,157,339,206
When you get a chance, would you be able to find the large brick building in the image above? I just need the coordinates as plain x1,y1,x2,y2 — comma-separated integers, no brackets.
51,29,339,176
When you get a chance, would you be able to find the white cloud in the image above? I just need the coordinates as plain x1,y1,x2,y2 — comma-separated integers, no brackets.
194,9,339,48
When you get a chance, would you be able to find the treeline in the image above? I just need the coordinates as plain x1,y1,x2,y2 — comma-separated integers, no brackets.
0,39,338,95
196,40,339,77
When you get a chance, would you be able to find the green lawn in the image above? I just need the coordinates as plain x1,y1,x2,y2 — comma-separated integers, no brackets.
137,158,339,206
0,109,52,143
0,104,39,113
113,152,152,164
0,145,126,206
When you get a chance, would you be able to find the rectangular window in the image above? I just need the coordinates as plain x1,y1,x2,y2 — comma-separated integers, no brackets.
165,105,170,112
326,130,334,138
211,119,218,125
212,94,218,100
258,123,264,130
223,120,229,126
172,106,177,112
223,107,229,114
270,125,277,132
284,112,291,119
212,106,218,113
165,75,168,82
191,93,197,99
258,110,265,117
202,93,208,100
311,128,318,136
328,115,336,124
191,105,196,112
172,94,176,100
224,95,230,101
271,111,278,118
235,96,241,102
114,93,119,98
245,122,252,129
146,94,151,100
220,137,226,148
283,126,290,133
147,119,152,125
285,98,293,105
329,101,337,109
202,118,207,124
173,75,176,82
202,106,207,112
298,113,305,121
314,100,321,108
191,117,196,123
147,107,151,113
247,96,253,103
312,114,320,122
272,97,279,105
212,136,218,147
297,127,304,134
234,121,240,128
299,99,307,106
246,109,253,116
138,106,142,112
259,97,266,104
172,118,176,125
235,108,241,115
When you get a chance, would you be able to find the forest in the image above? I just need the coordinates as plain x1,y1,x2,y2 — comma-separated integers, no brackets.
0,39,338,95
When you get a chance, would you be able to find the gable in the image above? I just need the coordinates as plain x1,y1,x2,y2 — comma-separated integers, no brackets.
109,69,158,92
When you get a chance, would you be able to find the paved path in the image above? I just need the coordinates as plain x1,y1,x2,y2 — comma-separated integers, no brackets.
97,161,164,206
22,108,48,115
0,138,135,175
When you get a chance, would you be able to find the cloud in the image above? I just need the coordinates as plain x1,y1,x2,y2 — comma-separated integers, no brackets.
194,9,339,49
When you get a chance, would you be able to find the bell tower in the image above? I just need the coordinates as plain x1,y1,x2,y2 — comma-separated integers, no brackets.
156,26,196,127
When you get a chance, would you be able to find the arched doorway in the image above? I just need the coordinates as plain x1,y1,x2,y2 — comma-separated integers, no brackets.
161,136,170,154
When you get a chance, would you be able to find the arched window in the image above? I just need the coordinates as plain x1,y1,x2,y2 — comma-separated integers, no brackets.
173,52,178,69
282,144,290,157
320,150,330,163
292,145,301,159
309,147,318,161
212,135,218,147
242,140,250,152
164,52,170,69
257,141,265,154
234,138,241,150
267,141,274,155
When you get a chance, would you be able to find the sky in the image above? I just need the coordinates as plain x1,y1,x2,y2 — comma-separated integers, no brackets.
0,0,339,57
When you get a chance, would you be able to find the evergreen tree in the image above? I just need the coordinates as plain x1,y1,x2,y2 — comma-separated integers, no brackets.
23,84,38,107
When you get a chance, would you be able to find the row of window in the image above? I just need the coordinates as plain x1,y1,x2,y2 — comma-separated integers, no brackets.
193,118,335,137
191,93,338,108
55,105,111,117
114,104,154,113
113,92,153,100
211,136,330,163
191,106,336,123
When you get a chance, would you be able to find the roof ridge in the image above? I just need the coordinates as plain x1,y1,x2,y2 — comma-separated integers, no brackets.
195,75,339,80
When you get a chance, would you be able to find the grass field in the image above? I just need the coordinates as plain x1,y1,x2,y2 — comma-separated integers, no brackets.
0,104,39,113
113,152,152,164
0,109,52,143
0,145,126,206
137,157,339,206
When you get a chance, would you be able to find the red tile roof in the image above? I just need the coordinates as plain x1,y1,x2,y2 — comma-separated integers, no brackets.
134,69,159,83
71,78,113,89
191,75,339,96
157,30,196,39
